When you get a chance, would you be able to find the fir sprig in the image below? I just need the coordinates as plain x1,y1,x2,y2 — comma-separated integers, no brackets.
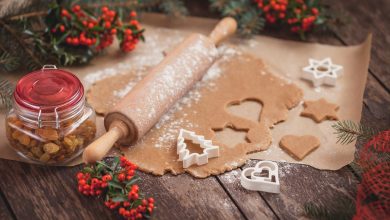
0,79,14,109
332,120,377,145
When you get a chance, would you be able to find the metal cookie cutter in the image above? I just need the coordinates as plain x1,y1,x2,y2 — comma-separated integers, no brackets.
177,129,220,169
302,58,343,87
241,161,280,193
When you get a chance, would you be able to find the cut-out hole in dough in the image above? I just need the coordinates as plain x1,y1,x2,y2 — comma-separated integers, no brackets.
226,99,263,123
184,140,204,155
213,126,249,148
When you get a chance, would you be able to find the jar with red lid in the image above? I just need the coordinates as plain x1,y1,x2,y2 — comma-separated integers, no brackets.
5,65,96,164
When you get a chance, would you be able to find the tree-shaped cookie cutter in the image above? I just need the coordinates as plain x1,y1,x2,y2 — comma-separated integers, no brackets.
241,161,280,193
177,129,220,168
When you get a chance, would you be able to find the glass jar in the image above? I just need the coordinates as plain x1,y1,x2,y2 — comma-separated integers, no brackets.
5,65,96,165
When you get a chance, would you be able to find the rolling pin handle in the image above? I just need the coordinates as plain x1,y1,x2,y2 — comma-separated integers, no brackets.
208,17,237,45
82,120,129,164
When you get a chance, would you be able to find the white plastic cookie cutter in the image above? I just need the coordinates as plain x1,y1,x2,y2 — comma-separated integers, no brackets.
302,57,343,87
177,129,220,168
241,161,280,193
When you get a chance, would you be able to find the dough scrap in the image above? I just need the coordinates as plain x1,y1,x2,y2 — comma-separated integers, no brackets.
279,135,320,160
87,52,303,178
300,98,339,123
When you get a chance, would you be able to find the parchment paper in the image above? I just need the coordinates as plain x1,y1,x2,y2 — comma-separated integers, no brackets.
0,13,371,170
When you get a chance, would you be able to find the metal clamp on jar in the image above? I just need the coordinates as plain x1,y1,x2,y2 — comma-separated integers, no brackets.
5,65,96,164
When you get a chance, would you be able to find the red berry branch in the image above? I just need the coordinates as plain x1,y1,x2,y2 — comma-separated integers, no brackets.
49,4,144,54
76,156,155,219
254,0,326,37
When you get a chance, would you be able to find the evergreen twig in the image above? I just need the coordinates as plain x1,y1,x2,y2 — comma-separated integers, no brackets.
0,80,14,109
332,120,377,145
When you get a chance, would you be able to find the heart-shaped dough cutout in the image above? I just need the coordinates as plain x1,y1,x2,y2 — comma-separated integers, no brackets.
241,161,280,193
226,99,263,123
279,135,320,160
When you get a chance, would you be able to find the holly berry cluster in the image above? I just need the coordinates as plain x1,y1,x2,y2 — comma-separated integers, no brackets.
254,0,325,36
76,156,155,220
49,4,144,54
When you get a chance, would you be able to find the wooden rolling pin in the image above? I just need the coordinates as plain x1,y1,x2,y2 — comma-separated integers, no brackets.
83,17,237,163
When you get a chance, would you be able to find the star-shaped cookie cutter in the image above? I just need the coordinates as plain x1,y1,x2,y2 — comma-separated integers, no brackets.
177,129,220,168
302,58,343,87
241,161,280,193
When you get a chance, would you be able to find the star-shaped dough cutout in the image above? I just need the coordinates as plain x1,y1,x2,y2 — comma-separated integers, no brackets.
302,58,343,87
300,98,339,123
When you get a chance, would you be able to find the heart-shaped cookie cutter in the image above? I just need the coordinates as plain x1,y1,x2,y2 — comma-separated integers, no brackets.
177,129,220,168
241,161,280,193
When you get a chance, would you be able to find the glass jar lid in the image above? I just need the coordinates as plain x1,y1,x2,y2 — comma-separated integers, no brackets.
14,65,84,113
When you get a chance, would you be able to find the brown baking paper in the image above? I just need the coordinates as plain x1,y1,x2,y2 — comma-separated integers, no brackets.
0,14,371,170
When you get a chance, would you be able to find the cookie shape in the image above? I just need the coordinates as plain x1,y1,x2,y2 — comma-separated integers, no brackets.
301,98,339,123
177,129,220,168
279,135,320,160
241,161,280,193
302,58,343,87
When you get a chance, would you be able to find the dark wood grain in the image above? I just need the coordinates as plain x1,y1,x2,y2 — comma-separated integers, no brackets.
0,190,14,220
329,0,390,91
0,160,116,220
138,173,245,220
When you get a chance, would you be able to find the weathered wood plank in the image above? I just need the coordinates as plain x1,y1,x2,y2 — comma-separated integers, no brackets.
247,160,358,219
0,160,116,220
0,159,245,220
0,191,14,220
329,0,390,90
137,172,245,220
217,170,278,220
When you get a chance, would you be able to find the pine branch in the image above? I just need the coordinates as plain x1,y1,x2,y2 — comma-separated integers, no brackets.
0,80,14,109
0,20,42,68
0,48,20,71
332,120,377,145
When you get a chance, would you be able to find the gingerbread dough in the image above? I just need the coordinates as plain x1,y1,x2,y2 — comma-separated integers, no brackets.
87,51,303,178
301,98,339,123
279,135,320,160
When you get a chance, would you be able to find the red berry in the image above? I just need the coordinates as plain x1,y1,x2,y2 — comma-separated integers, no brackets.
61,9,69,17
123,201,130,207
72,5,81,12
72,38,79,45
108,10,116,17
76,172,84,179
78,179,86,186
66,37,72,44
148,198,155,204
118,173,125,182
104,21,111,29
130,20,139,26
136,213,142,219
132,185,139,192
110,28,117,35
88,22,94,29
130,11,137,17
102,174,112,182
101,6,109,13
142,199,147,206
59,25,65,32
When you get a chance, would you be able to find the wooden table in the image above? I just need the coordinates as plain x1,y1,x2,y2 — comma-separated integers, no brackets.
0,1,389,219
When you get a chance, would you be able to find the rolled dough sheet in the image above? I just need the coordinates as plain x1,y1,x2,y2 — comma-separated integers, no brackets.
88,51,303,178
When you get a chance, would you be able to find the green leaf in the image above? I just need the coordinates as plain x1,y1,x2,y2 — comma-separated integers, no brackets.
82,167,94,174
109,181,123,190
125,176,140,188
111,195,127,202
